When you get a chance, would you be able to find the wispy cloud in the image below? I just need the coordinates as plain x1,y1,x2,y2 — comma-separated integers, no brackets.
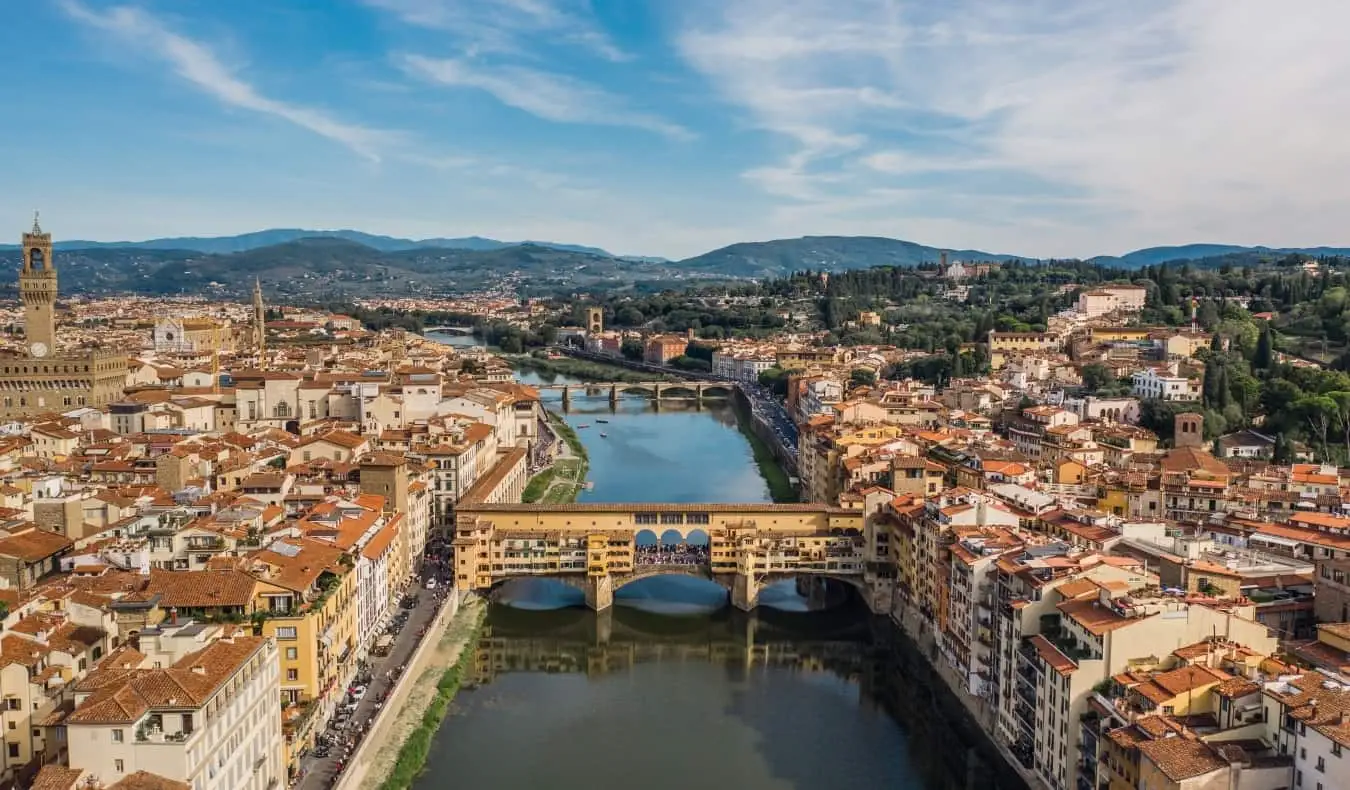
364,0,630,62
399,55,693,141
676,0,1350,255
59,1,395,162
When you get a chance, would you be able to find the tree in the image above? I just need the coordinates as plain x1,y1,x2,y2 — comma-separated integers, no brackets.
1080,364,1113,394
620,339,644,361
1273,432,1295,464
1254,325,1274,370
849,368,877,389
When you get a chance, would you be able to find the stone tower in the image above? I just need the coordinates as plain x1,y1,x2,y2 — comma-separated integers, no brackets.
19,212,56,357
586,306,603,334
253,277,266,364
1174,412,1204,448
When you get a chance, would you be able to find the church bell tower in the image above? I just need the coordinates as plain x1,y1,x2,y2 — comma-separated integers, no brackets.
20,212,56,358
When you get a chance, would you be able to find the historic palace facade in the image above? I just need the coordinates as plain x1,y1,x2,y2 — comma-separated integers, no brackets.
0,216,126,419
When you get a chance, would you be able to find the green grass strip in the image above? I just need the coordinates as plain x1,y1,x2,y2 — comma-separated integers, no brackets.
378,605,488,790
733,399,797,503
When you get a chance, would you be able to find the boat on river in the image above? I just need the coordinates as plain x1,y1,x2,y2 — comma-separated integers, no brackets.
576,424,589,428
583,482,595,490
596,418,609,424
599,433,608,438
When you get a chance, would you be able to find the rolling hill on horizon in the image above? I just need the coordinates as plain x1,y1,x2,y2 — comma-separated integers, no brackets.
0,228,619,258
4,230,1350,298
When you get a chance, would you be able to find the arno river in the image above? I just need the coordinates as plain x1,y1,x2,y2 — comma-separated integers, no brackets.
415,351,1024,790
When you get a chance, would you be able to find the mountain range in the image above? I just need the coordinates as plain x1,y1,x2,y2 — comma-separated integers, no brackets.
2,229,1350,298
0,228,622,258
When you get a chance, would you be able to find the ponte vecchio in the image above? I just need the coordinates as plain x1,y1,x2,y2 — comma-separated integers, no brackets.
451,501,893,612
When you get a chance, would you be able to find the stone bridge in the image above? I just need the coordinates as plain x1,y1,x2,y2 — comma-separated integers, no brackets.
533,381,736,407
452,502,893,613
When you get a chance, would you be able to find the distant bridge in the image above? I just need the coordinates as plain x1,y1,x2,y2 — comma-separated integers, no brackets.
423,325,475,335
533,380,736,407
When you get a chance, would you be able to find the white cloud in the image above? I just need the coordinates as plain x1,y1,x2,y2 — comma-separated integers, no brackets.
676,0,1350,256
399,55,694,140
364,0,630,62
59,1,394,162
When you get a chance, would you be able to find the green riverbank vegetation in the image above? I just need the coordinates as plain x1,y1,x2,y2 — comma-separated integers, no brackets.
510,353,678,383
733,400,797,503
378,604,488,790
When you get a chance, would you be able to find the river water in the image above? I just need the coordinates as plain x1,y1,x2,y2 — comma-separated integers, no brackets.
414,346,1023,790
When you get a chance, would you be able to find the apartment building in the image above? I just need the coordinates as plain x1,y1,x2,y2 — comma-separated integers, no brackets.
421,421,495,527
1076,285,1147,317
1020,586,1276,790
60,622,282,790
1131,362,1203,402
1262,669,1350,790
988,331,1060,369
245,537,357,769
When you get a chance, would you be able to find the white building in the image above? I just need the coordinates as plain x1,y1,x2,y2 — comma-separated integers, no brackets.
711,350,776,383
1263,672,1350,790
1131,364,1202,402
63,622,283,790
798,379,844,422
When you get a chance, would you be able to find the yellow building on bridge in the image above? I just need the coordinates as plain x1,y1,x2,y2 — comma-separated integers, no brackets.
452,502,887,611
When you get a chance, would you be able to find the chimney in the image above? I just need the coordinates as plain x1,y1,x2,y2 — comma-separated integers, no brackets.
168,607,178,625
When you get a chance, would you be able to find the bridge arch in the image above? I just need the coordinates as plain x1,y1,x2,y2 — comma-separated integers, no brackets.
756,571,868,595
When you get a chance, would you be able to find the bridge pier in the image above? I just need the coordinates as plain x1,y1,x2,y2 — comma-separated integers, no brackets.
585,574,614,612
561,385,571,411
731,571,758,612
608,384,618,407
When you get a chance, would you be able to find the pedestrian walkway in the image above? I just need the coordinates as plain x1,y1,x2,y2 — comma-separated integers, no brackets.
294,582,452,790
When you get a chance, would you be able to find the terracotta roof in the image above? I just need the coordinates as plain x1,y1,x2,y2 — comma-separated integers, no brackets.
0,529,73,562
1057,596,1135,635
30,766,84,790
68,635,266,724
146,570,258,609
110,772,191,790
1029,634,1077,675
1138,737,1226,781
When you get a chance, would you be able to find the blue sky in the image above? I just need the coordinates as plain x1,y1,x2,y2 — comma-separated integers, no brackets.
3,0,1348,259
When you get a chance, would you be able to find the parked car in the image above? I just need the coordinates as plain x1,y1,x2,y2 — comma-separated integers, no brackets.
425,578,437,590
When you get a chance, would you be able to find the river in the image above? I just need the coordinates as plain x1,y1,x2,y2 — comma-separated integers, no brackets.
414,345,1023,790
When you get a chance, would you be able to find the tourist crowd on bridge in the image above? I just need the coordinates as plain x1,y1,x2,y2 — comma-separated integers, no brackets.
635,543,710,566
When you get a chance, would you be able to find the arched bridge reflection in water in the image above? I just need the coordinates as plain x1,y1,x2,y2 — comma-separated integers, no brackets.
413,602,1027,790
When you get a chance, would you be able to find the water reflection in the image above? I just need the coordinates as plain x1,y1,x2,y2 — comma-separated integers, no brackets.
492,575,847,614
417,604,1026,790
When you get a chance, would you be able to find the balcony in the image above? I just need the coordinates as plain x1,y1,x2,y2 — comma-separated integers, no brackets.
185,537,227,552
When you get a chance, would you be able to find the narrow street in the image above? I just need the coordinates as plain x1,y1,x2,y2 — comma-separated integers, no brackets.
295,578,450,790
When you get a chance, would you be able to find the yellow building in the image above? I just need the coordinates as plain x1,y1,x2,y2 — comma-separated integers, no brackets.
988,331,1060,369
247,537,358,776
1089,326,1156,343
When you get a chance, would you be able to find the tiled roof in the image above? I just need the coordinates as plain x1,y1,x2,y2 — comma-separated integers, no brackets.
68,635,265,724
147,570,258,609
1138,736,1226,781
110,771,192,790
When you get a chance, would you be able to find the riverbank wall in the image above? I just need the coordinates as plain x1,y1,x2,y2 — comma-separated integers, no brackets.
333,594,481,790
732,390,798,502
885,601,1042,790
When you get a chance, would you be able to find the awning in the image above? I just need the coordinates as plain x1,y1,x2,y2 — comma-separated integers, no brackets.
1252,532,1299,548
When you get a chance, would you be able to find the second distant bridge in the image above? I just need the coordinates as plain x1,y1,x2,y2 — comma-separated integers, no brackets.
533,381,735,407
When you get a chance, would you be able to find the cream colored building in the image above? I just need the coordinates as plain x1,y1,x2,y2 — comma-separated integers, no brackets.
61,622,282,790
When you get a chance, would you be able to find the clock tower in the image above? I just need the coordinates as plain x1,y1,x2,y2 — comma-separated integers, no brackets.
20,212,56,357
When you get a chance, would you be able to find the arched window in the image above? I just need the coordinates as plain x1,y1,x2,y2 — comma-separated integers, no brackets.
275,401,291,418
